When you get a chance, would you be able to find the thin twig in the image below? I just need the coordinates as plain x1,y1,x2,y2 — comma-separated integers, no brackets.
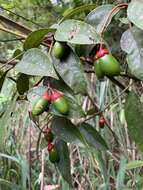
0,59,18,65
0,6,43,27
0,15,31,35
0,51,24,70
40,149,45,190
107,76,130,93
0,38,24,42
80,83,130,123
28,121,32,190
0,26,27,38
100,3,128,34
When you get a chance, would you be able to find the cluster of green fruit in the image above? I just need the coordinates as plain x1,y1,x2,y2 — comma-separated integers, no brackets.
32,89,69,116
52,41,121,80
43,127,60,163
94,47,121,79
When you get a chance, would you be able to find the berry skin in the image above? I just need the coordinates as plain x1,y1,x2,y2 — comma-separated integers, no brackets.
95,48,121,77
48,143,60,163
32,91,50,116
94,59,104,79
51,90,69,115
52,41,66,59
99,116,106,128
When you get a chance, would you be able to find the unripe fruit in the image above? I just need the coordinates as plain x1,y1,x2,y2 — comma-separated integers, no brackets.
48,143,60,163
32,91,50,116
95,48,121,77
94,59,104,79
52,41,66,59
43,128,54,142
99,116,106,128
51,90,69,115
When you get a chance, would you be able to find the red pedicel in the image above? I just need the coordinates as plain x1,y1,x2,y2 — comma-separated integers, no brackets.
96,48,109,59
42,91,51,101
50,90,61,101
47,143,54,151
43,127,51,134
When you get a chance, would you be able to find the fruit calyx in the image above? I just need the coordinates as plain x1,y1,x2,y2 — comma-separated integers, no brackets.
99,116,106,128
51,90,61,101
47,143,54,151
43,127,51,134
96,48,109,59
42,91,51,101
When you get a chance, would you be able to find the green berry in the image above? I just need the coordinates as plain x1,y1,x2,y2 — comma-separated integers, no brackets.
53,96,69,115
51,90,69,115
52,41,66,59
94,60,104,79
95,48,121,77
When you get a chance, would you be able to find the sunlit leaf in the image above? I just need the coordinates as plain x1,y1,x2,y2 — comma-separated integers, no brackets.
55,19,101,44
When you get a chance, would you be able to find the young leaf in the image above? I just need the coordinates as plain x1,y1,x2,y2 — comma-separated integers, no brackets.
15,48,57,78
16,73,29,95
51,116,84,146
24,28,55,50
125,92,143,152
55,139,72,186
127,0,143,31
61,4,96,22
85,4,113,34
54,19,101,44
78,123,108,150
53,49,87,94
126,160,143,170
120,27,143,80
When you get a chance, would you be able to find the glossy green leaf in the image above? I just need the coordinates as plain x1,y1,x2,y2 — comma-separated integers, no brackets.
61,4,96,22
120,27,143,80
51,116,84,146
126,160,143,170
15,48,57,78
125,92,143,152
53,49,87,94
43,76,73,95
78,123,108,150
127,0,143,30
55,139,72,186
24,28,55,50
27,86,47,106
85,4,113,33
16,73,29,95
55,19,101,44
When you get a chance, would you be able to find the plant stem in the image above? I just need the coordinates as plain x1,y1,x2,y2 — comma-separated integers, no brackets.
0,6,43,27
100,3,128,34
28,121,32,190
